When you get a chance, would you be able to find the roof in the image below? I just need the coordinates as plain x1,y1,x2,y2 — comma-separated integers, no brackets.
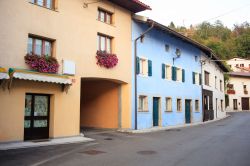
133,16,229,72
228,72,250,78
108,0,151,13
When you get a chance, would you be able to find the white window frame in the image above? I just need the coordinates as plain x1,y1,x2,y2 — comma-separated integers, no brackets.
138,95,148,112
195,100,199,112
165,97,172,112
139,57,148,76
177,98,182,112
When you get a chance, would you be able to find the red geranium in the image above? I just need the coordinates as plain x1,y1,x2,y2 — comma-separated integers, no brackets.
24,53,59,73
96,51,118,69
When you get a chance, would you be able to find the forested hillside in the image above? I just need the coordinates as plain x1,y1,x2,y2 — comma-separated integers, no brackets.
168,21,250,60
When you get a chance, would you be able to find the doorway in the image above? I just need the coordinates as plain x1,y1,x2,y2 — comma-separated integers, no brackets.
242,98,249,110
153,97,160,126
185,100,191,124
24,94,50,140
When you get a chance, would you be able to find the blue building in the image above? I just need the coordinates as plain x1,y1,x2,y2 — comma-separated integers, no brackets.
132,16,207,130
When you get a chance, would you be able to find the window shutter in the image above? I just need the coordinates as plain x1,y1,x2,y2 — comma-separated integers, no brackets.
54,0,58,10
182,69,185,82
199,73,202,85
172,66,176,81
192,72,195,84
148,60,152,76
162,64,165,79
136,57,140,74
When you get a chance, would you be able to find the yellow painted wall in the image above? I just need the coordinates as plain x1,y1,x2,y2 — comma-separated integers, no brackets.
0,0,132,141
0,78,80,142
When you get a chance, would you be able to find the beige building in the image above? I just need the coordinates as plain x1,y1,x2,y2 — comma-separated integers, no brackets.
0,0,150,142
226,58,250,111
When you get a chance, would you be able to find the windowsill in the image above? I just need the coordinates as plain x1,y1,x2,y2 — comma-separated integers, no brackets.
165,110,173,112
97,19,116,27
138,109,149,113
29,2,58,12
138,74,148,78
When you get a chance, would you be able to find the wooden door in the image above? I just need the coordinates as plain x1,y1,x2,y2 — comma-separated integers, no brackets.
153,97,159,126
242,98,249,110
185,100,191,124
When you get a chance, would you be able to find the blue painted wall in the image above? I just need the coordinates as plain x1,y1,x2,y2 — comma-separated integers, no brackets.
131,21,203,129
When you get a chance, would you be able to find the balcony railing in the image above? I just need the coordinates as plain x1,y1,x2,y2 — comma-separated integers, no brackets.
227,89,235,94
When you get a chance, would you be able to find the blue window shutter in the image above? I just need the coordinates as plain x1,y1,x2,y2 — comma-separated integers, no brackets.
199,73,202,85
148,60,152,76
182,69,185,82
172,66,176,81
162,64,165,79
136,57,140,74
192,72,195,84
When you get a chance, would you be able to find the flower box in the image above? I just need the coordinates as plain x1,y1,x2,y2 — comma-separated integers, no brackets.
96,51,118,69
24,53,59,73
227,89,235,94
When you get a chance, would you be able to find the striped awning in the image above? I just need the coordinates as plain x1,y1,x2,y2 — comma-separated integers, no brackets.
0,67,9,80
9,68,72,85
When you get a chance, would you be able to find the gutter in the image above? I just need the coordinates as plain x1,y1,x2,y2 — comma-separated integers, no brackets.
134,20,154,130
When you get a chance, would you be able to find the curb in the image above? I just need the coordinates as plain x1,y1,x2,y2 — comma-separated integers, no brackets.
118,115,231,134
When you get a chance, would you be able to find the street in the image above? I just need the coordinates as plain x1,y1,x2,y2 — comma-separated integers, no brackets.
1,112,250,166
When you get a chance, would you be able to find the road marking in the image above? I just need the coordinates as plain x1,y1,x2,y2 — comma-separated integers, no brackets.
30,142,98,166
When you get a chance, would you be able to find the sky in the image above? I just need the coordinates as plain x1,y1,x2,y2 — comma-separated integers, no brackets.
138,0,250,29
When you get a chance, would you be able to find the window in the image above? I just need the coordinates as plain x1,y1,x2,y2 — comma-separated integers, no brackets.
233,99,237,110
220,80,223,91
30,0,54,9
227,84,234,90
244,85,247,91
204,71,210,86
165,44,170,52
98,9,112,24
177,99,182,112
138,96,148,112
139,58,148,76
165,97,172,112
27,37,52,56
240,64,244,67
221,100,224,112
97,34,112,53
176,68,182,82
162,64,172,80
192,72,200,85
215,76,217,89
195,100,199,112
236,64,239,67
195,55,198,62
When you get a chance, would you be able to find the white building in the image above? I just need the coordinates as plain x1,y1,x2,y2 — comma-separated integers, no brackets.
227,58,250,72
226,58,250,111
201,53,229,121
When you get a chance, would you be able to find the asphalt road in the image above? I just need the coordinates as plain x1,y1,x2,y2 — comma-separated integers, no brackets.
1,112,250,166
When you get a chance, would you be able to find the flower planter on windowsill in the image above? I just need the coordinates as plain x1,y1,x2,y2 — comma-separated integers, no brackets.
96,51,118,69
24,53,59,73
227,89,235,94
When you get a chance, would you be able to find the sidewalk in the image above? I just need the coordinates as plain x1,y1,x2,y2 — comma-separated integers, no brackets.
119,115,231,134
0,136,94,150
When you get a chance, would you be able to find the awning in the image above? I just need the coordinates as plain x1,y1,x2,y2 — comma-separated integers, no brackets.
9,68,72,85
0,67,9,79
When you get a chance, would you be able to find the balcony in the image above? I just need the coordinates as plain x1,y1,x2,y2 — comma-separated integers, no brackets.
244,90,248,95
227,89,235,94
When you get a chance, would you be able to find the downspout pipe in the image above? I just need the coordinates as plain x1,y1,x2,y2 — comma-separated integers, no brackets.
134,21,154,130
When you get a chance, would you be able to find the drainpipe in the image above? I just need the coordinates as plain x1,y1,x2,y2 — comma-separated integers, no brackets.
134,21,154,130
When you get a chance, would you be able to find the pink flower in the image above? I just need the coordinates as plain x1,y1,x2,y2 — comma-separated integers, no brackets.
96,51,118,69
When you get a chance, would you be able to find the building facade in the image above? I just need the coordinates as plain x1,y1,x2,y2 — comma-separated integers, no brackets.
201,54,228,121
132,18,204,129
0,0,150,142
226,58,250,111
